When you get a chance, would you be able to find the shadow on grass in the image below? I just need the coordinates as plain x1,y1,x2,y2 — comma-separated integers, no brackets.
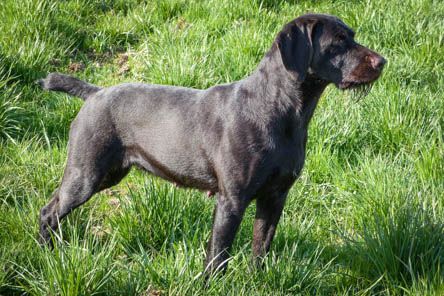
253,197,444,294
334,203,444,292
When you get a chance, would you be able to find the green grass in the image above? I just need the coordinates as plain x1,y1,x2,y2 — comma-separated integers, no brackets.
0,0,443,294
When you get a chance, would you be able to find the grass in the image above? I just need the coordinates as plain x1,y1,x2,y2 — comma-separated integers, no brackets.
0,0,443,294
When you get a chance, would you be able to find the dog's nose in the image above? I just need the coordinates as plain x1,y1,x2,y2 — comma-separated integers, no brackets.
369,55,386,70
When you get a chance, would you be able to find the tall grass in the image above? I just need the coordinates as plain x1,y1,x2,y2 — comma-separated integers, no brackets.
0,0,443,295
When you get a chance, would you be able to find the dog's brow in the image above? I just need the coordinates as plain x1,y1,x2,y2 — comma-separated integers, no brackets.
343,26,355,38
331,22,354,38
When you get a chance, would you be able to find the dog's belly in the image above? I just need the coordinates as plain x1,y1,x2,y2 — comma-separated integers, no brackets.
125,145,218,192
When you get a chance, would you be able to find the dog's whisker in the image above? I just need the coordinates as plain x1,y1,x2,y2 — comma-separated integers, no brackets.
348,82,373,102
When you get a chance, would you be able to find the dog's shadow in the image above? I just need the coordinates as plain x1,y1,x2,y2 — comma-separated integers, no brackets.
266,207,444,292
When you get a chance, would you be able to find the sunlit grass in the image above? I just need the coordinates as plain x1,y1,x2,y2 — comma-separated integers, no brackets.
0,0,443,295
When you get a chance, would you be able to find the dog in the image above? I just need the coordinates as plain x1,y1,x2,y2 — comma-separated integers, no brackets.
38,13,386,274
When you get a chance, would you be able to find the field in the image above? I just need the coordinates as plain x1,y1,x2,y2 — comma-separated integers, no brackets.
0,0,443,295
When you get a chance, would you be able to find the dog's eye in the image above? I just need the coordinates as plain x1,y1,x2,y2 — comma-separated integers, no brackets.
336,33,347,42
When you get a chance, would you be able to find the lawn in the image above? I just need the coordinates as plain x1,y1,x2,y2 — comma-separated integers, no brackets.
0,0,443,295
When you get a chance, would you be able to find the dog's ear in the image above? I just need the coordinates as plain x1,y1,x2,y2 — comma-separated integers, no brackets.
276,19,317,81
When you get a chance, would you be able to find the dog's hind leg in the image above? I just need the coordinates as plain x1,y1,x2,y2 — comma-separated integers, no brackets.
38,165,100,245
38,120,128,246
39,162,130,246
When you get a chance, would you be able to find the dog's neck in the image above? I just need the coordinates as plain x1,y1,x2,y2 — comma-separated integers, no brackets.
241,44,328,127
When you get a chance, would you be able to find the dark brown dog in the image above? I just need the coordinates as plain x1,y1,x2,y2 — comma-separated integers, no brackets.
38,14,385,274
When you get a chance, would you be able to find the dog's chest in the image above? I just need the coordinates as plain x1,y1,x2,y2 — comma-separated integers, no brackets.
262,122,307,179
279,137,306,177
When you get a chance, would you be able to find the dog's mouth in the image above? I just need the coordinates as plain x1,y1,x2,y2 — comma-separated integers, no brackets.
337,80,374,101
338,79,372,90
338,81,356,89
337,58,384,94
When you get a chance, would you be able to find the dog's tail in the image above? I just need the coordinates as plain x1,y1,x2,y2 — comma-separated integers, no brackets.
37,73,102,101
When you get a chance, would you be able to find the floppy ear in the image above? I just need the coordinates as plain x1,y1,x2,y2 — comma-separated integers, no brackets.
276,20,316,81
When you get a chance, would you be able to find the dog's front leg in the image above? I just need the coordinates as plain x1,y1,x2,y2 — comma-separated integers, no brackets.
252,190,288,265
204,193,248,275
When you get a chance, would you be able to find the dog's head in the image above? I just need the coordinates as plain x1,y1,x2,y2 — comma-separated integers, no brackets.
276,14,386,91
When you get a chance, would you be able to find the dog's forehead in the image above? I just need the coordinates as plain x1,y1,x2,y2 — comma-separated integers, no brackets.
320,16,354,36
327,18,355,37
301,14,355,37
330,21,355,37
